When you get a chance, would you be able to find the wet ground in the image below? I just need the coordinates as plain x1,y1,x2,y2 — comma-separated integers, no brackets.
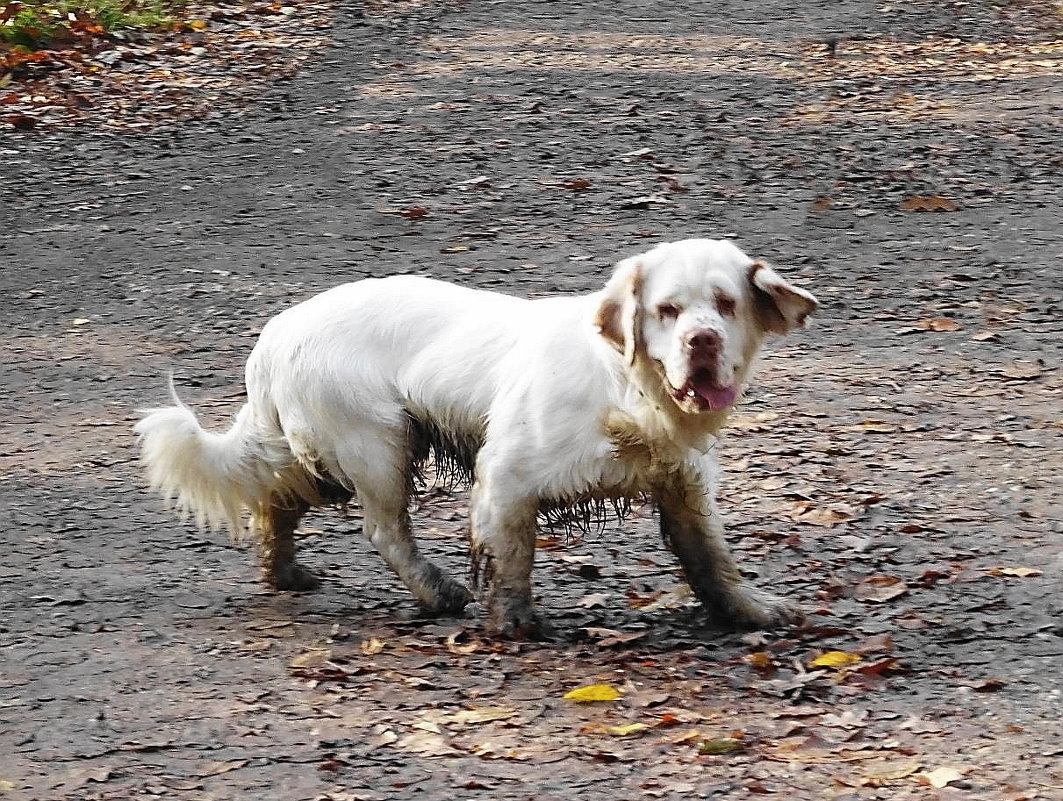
1,1,1062,798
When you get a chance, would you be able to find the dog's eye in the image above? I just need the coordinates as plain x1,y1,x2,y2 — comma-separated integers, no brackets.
657,303,681,321
715,293,737,318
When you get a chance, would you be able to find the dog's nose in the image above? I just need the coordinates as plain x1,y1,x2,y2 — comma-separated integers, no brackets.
686,328,721,352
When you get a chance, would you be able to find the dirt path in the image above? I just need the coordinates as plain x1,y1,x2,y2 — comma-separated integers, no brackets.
2,1,1062,799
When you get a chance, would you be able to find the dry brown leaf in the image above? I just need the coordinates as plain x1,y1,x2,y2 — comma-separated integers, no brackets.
899,195,959,212
853,575,908,603
791,502,853,527
562,177,592,191
915,317,962,332
743,651,776,670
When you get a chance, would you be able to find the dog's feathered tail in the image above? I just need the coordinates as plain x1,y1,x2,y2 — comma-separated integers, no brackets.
134,375,314,539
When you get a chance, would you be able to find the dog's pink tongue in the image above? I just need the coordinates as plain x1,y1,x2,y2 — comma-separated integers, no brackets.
693,379,738,410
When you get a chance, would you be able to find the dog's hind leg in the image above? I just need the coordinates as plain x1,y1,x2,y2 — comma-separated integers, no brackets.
342,434,472,615
257,495,320,591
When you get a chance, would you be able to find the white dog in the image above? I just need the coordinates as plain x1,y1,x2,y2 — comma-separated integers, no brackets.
135,239,818,637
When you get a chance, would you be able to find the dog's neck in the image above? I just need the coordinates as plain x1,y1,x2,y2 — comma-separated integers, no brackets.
619,358,730,456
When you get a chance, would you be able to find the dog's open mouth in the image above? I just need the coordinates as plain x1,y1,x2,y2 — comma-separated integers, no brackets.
672,367,738,411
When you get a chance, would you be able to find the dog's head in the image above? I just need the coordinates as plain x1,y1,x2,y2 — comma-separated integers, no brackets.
594,239,818,415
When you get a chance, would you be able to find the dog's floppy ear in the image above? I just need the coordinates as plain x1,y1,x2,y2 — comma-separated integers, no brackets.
748,261,819,334
595,258,644,366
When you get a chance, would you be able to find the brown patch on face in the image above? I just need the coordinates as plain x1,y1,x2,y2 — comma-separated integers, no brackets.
714,289,737,318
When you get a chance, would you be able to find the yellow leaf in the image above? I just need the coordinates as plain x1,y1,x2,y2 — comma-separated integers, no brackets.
606,723,649,737
563,684,623,702
810,651,862,669
188,19,208,30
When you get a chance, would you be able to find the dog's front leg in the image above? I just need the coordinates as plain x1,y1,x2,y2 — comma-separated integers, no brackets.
469,480,547,639
656,475,802,630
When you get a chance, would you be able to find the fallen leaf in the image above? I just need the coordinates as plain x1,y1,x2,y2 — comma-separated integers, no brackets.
368,727,398,749
289,649,332,669
986,566,1042,578
811,196,834,212
638,584,695,611
361,637,386,655
791,503,853,527
65,767,112,789
446,707,517,725
197,760,249,777
669,729,702,745
862,759,922,786
744,651,776,670
606,722,650,737
1000,362,1042,380
853,575,908,603
698,737,744,755
809,651,862,669
915,317,962,332
854,632,894,654
899,195,959,212
395,730,462,756
445,631,483,655
578,593,611,609
914,766,965,788
564,684,623,702
562,177,592,191
399,205,428,219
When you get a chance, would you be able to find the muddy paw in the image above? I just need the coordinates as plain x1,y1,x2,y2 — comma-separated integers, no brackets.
487,601,554,640
709,586,803,631
420,581,474,616
266,562,321,592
